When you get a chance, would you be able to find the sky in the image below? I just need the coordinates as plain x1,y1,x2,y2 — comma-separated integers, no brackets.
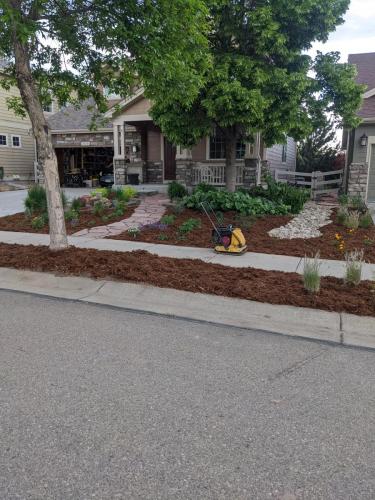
309,0,375,61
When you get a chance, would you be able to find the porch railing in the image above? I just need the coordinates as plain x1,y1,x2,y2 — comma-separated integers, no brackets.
192,164,244,186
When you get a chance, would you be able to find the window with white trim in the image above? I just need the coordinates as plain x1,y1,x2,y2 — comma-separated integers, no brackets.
209,130,246,160
0,134,7,146
12,135,21,148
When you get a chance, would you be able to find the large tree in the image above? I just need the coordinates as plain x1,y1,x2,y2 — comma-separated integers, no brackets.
0,0,210,248
150,0,364,192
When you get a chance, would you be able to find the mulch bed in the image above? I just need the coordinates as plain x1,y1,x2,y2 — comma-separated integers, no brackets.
0,243,374,317
110,208,375,263
0,205,136,235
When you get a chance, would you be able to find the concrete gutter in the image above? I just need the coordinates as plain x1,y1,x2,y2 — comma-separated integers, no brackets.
1,231,375,279
1,267,374,350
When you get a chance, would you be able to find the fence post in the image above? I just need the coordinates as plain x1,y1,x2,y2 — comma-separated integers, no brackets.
311,171,317,200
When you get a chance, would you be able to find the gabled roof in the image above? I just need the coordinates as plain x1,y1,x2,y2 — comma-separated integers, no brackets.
48,98,112,132
348,52,375,119
103,86,145,118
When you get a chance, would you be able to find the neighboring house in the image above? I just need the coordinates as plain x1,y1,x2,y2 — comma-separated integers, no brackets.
344,52,375,202
0,58,36,181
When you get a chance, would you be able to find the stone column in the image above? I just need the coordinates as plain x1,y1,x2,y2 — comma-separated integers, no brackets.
176,147,193,188
243,158,258,188
347,163,369,200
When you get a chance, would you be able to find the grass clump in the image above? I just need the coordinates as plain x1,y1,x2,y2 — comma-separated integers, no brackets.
157,233,169,241
168,181,188,200
160,214,176,225
128,227,140,239
303,253,321,294
359,211,374,229
345,249,364,286
25,185,67,216
93,201,105,217
64,209,79,222
343,210,360,231
337,206,349,226
31,213,48,230
178,218,201,234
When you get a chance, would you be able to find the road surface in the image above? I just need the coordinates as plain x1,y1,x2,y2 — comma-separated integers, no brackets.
1,290,375,499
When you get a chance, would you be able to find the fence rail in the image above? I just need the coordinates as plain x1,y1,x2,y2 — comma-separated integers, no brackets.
192,164,244,186
274,169,343,200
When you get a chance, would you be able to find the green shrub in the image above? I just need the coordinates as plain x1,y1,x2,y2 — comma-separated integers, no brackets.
338,194,349,206
303,253,321,293
343,211,360,230
93,201,105,217
64,209,79,222
128,227,140,239
24,185,48,215
168,181,188,200
183,190,289,216
337,206,349,225
113,200,126,216
194,183,217,193
172,200,185,215
345,249,364,286
359,211,374,229
71,197,84,212
350,195,367,214
123,186,137,200
91,187,111,198
31,213,48,230
160,214,176,225
178,218,201,234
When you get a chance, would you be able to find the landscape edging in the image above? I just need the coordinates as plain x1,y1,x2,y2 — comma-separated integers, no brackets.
1,267,374,350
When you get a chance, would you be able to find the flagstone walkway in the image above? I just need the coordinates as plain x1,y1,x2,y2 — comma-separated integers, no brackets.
72,194,168,239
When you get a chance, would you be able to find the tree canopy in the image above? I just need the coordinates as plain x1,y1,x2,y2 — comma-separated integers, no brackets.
149,0,364,190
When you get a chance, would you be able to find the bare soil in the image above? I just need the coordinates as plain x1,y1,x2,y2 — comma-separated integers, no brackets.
110,208,375,263
0,243,374,317
0,205,136,235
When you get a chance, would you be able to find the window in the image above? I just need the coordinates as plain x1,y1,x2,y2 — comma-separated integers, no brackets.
209,130,246,160
0,134,7,146
282,143,287,163
12,135,21,148
43,103,52,113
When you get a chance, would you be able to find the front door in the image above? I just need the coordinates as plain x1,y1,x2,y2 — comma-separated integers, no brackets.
368,144,375,202
164,138,176,181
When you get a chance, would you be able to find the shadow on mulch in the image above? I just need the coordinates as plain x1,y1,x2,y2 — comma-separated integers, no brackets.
109,208,375,264
0,243,374,317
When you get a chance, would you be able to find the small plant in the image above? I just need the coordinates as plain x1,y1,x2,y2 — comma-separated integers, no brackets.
303,253,321,294
157,233,169,241
172,200,185,215
88,220,96,226
64,209,79,222
337,206,349,226
101,215,109,223
91,187,111,198
178,218,201,234
93,200,105,217
359,211,374,229
24,185,48,215
160,214,176,225
31,214,48,230
343,210,360,231
128,227,140,239
168,181,188,200
338,194,349,206
350,195,367,214
71,197,84,213
344,249,364,286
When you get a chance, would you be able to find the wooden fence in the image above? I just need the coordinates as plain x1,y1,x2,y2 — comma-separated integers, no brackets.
274,169,344,200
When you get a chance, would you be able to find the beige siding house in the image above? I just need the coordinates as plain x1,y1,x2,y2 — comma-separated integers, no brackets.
0,65,36,181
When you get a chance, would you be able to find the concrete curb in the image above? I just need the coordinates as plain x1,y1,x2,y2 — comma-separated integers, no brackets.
1,267,375,349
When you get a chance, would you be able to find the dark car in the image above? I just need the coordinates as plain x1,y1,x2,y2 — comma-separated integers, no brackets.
99,173,114,187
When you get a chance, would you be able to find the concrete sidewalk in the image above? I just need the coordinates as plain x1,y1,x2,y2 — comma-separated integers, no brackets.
0,266,374,349
1,229,375,279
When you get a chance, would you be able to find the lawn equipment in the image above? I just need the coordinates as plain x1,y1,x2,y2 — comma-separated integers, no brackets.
200,202,247,255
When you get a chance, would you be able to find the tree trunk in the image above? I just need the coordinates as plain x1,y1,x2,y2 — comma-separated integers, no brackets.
12,37,68,250
225,132,237,192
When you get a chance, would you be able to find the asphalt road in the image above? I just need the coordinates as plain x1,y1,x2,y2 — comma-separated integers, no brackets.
1,290,375,499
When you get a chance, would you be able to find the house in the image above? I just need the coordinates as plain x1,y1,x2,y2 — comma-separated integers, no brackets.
0,58,59,182
47,87,296,188
104,88,296,188
0,58,37,181
344,52,375,202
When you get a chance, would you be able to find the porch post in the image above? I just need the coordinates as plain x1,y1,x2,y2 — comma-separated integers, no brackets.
176,146,193,188
243,134,260,188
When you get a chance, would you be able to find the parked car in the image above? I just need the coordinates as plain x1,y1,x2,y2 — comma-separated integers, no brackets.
99,173,114,187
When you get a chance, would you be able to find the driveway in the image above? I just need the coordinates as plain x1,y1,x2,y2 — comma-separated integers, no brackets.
1,290,375,499
0,188,92,216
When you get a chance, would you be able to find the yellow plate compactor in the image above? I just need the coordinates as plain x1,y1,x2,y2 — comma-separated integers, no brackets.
201,202,247,255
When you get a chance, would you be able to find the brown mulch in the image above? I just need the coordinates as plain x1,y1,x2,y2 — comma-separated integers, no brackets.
0,243,374,317
0,205,136,235
110,208,375,263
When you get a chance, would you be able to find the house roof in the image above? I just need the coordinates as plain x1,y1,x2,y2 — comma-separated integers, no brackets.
348,52,375,119
103,86,145,118
48,98,113,132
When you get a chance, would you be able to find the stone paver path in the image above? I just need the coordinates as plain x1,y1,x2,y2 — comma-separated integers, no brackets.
268,202,334,239
72,194,168,239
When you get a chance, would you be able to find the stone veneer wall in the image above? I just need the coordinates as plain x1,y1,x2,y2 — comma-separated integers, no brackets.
176,160,193,187
243,158,258,188
347,163,369,200
145,162,163,183
52,132,113,148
